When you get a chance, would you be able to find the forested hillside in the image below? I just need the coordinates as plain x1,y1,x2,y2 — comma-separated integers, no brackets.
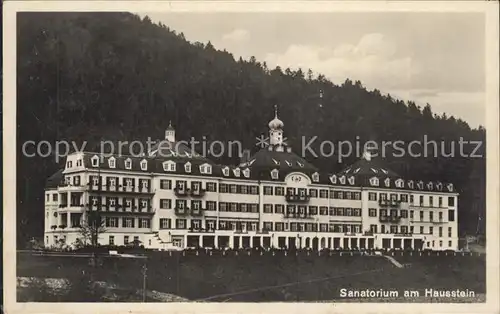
16,12,486,246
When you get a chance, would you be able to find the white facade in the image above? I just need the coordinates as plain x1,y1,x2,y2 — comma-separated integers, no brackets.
43,113,459,251
44,157,459,251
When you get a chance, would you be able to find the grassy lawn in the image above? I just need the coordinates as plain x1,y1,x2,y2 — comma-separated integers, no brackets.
17,251,486,302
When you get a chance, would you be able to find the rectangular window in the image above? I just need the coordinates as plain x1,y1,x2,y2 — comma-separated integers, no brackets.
160,199,171,209
124,236,129,245
263,222,273,231
390,225,398,233
429,196,434,207
448,197,455,207
309,206,318,215
429,212,434,222
419,211,424,221
176,219,186,229
410,226,414,234
250,186,259,194
401,226,408,234
370,224,378,233
105,217,118,228
420,226,424,234
109,236,115,245
429,226,434,235
275,204,284,214
448,210,455,221
219,184,228,193
401,210,408,218
368,192,377,201
263,204,273,213
139,218,150,228
439,227,443,237
53,194,58,202
309,189,318,198
206,182,216,192
410,195,414,204
438,197,443,207
410,210,414,219
206,201,216,211
448,240,452,247
369,208,377,217
240,185,248,194
160,180,172,189
160,218,171,229
448,227,452,237
264,186,273,195
381,225,385,233
319,189,328,198
320,206,328,216
275,222,284,231
123,218,134,228
419,195,424,206
275,187,284,196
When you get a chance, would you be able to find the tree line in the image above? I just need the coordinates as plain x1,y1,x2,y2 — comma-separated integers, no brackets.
16,12,486,246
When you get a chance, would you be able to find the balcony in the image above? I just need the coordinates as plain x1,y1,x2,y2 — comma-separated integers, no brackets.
285,192,310,203
190,188,206,197
379,199,401,207
174,187,190,197
174,207,189,216
379,215,401,223
191,208,204,216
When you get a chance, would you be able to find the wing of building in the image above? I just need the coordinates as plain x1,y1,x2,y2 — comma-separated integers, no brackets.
43,110,459,251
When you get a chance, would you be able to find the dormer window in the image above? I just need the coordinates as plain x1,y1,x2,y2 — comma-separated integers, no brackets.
436,182,443,191
233,168,241,177
272,158,280,166
163,161,176,172
330,175,337,184
125,158,132,170
348,176,355,185
395,179,404,188
427,182,434,190
200,163,212,174
297,161,304,168
108,157,116,169
339,176,346,185
91,155,99,167
312,172,319,183
140,159,147,171
447,183,454,192
408,180,414,189
285,160,292,167
184,162,191,173
271,169,279,180
369,177,379,186
384,178,390,187
76,159,82,167
417,181,424,190
222,167,230,176
243,168,250,178
66,161,73,168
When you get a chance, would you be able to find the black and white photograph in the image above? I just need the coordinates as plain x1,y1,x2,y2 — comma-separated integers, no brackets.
3,1,500,313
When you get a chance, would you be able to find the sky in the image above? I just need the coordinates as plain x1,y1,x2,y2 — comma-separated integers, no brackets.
143,12,485,128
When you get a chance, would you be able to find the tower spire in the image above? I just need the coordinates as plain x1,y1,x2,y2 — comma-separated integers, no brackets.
274,104,278,119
